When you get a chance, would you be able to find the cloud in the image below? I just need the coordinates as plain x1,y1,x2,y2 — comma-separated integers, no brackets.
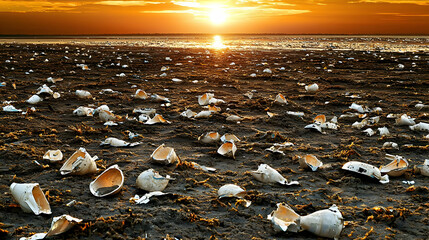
350,0,429,5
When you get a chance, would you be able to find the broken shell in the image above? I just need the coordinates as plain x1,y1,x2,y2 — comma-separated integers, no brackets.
10,183,51,215
180,109,197,118
145,114,171,124
414,159,429,176
151,94,170,102
251,164,299,185
220,133,240,143
217,141,237,158
382,142,399,149
136,169,172,192
298,154,323,171
100,137,141,147
73,106,94,116
198,132,220,144
314,115,326,124
299,204,343,239
97,110,121,122
395,114,416,126
194,110,212,118
349,103,368,113
60,147,98,175
36,84,54,95
44,215,82,237
134,89,148,99
226,115,243,122
52,92,61,99
362,128,375,136
27,95,43,104
218,184,245,198
342,161,389,184
198,93,214,105
151,144,179,164
208,105,221,112
352,119,368,129
377,127,390,136
305,123,322,133
89,164,124,197
267,203,300,232
75,90,91,99
43,150,63,162
380,154,408,177
305,83,319,93
410,122,429,132
275,93,288,104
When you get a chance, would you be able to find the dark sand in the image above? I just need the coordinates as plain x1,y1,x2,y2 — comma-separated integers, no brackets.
0,43,428,239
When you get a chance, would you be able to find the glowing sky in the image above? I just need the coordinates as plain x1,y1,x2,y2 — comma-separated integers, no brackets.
0,0,428,34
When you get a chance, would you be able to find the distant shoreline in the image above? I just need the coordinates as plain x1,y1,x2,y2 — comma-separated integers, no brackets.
0,33,429,39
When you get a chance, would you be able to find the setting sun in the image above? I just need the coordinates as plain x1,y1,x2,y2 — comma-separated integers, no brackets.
209,6,228,25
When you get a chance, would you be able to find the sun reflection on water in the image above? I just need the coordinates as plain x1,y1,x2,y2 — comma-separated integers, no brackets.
212,35,225,49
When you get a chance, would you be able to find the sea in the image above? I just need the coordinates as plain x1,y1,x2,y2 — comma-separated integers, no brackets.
1,35,428,52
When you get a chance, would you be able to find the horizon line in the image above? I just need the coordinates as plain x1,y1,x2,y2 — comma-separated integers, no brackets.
1,33,429,38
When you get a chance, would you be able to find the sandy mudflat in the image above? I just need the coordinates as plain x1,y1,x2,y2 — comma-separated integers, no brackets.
0,43,428,239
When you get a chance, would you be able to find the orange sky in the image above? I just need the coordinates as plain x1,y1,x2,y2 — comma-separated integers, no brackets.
0,0,428,35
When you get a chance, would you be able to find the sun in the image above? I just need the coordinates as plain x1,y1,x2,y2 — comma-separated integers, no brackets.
209,6,227,25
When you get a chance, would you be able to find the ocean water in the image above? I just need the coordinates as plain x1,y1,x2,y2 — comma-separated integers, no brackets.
1,35,428,52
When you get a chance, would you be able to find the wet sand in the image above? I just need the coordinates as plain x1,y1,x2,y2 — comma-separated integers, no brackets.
0,43,428,239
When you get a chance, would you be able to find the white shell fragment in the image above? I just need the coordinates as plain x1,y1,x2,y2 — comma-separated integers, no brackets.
395,114,415,126
151,144,179,164
89,164,124,197
19,215,82,240
75,90,92,99
415,103,429,110
3,105,22,112
251,164,299,185
73,106,94,117
217,141,237,158
220,133,240,143
380,154,408,177
268,203,343,239
305,83,319,93
10,183,51,215
198,132,220,144
349,103,367,113
265,142,294,155
298,154,323,171
194,110,212,118
226,115,243,122
145,114,171,125
362,128,375,136
130,191,168,204
36,84,54,95
299,205,344,239
377,127,390,136
342,161,389,184
136,169,173,192
151,94,170,102
100,137,141,147
218,184,251,207
275,93,288,104
305,123,323,133
180,109,197,118
267,203,300,232
43,150,63,162
410,122,429,132
382,142,399,149
60,147,98,175
415,159,429,176
27,95,43,104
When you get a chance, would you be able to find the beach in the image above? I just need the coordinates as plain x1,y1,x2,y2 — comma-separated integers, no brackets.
0,41,428,239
